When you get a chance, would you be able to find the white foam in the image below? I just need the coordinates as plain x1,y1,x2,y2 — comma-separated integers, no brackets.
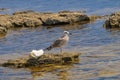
30,49,44,58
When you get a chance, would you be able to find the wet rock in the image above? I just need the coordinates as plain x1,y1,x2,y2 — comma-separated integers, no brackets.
0,27,7,34
10,12,43,27
2,52,81,68
0,14,12,34
0,10,90,28
0,10,90,35
0,14,12,29
104,12,120,28
40,11,90,25
59,11,89,23
13,10,90,25
11,17,42,27
39,13,70,25
13,10,35,15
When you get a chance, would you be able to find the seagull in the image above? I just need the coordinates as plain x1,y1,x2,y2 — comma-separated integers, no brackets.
45,31,70,53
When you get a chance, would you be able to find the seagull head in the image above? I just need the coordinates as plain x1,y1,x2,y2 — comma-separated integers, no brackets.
64,31,72,35
64,31,69,34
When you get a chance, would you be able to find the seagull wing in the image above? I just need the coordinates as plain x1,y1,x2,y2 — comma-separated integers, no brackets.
45,35,68,51
52,38,66,48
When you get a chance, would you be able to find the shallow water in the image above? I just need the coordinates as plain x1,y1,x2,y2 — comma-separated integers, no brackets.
0,0,120,15
0,20,120,80
0,0,120,80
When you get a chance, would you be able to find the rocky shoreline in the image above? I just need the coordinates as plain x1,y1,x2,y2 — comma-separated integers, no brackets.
1,10,118,35
0,10,90,34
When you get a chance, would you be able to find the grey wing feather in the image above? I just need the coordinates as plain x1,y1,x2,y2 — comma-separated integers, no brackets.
45,39,65,51
45,34,68,51
52,39,65,47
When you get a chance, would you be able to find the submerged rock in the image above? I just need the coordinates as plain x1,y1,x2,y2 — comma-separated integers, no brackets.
2,52,81,68
104,12,120,28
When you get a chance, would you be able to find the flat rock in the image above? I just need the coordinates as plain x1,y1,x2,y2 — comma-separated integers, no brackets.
40,11,90,25
2,52,81,68
0,10,90,35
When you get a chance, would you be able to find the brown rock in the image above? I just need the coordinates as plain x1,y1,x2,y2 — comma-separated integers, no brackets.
10,12,43,27
2,52,81,68
104,12,120,28
0,10,90,29
0,26,7,34
40,11,90,25
0,14,12,29
39,13,70,25
13,10,35,15
0,14,12,34
59,11,90,23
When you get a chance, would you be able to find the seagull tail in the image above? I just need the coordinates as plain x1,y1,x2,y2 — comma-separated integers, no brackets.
44,46,53,51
